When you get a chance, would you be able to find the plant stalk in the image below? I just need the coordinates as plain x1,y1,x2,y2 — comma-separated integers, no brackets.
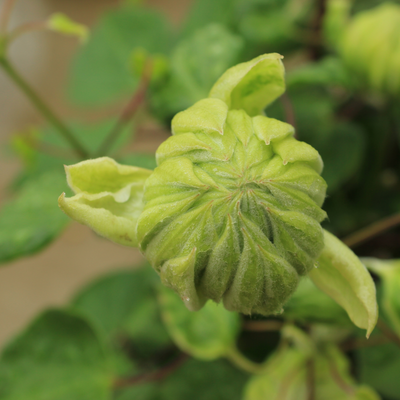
343,212,400,248
0,57,88,159
226,346,265,375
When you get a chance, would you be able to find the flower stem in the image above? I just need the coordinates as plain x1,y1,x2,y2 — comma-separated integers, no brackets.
342,213,400,248
0,57,89,159
226,346,265,375
95,58,152,157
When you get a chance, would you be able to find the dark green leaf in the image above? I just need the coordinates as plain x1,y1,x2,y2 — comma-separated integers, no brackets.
71,266,171,354
68,6,173,106
0,170,70,264
358,342,400,399
150,24,244,122
0,309,113,400
119,153,157,170
159,358,248,400
283,278,352,326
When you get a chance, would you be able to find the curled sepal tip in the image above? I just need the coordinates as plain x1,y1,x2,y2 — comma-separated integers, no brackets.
209,53,285,116
58,157,152,247
309,230,378,337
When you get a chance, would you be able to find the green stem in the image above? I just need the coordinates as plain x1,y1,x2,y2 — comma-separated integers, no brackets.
343,212,400,248
226,346,265,375
0,57,89,159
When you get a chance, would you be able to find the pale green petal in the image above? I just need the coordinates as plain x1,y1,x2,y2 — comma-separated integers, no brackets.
309,230,378,337
209,53,285,116
362,257,400,337
59,157,152,247
171,98,228,135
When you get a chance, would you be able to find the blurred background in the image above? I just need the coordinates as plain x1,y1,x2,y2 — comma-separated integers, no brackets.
0,0,188,346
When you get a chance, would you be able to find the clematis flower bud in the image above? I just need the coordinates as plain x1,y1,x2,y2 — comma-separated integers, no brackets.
136,54,327,315
59,54,377,335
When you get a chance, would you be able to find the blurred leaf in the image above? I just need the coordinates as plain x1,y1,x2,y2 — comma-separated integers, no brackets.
283,277,352,326
244,344,380,400
69,6,173,106
159,358,248,400
0,310,113,400
287,57,352,88
150,23,244,122
157,285,240,360
320,122,366,192
180,0,236,36
47,13,89,43
0,170,70,264
119,153,157,170
71,266,171,355
363,258,400,337
130,48,169,84
309,230,378,337
358,342,400,400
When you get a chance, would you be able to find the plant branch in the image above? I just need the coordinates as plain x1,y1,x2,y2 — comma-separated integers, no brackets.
226,346,265,374
340,334,390,352
243,319,285,332
306,358,315,400
0,57,88,159
0,0,18,34
9,21,47,41
342,213,400,248
113,352,189,389
96,59,152,157
377,318,400,349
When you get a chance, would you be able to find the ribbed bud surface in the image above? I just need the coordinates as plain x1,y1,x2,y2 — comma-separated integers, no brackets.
137,96,327,315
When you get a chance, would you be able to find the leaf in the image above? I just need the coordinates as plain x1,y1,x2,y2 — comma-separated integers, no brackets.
59,157,152,247
157,285,240,360
319,122,366,192
180,0,237,36
362,258,400,337
209,53,285,116
150,24,244,121
287,57,352,88
47,13,89,43
244,344,380,400
0,309,113,400
357,342,400,400
283,277,352,326
71,266,171,355
0,170,70,264
68,6,173,106
309,230,378,337
158,358,249,400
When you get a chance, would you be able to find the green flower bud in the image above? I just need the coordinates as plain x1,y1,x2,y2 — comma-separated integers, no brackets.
136,54,327,315
327,1,400,97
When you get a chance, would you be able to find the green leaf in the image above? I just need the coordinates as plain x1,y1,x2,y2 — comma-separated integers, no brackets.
158,358,249,400
0,309,113,400
209,53,285,116
180,0,237,36
309,230,378,337
0,170,70,264
283,277,352,326
71,266,171,354
59,157,152,247
362,258,400,337
68,6,173,106
320,122,366,192
358,342,400,400
150,24,244,121
47,13,89,43
244,344,380,400
157,285,240,360
287,57,352,88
